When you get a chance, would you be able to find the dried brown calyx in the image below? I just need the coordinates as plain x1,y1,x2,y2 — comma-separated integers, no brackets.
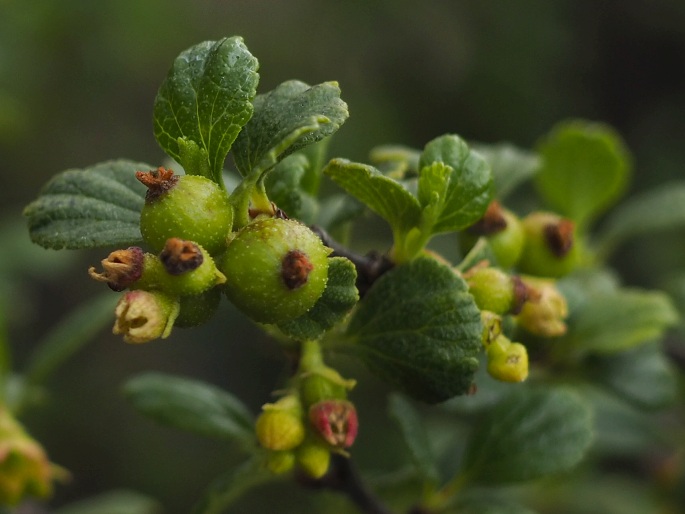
467,200,508,236
135,167,179,202
544,218,575,258
159,238,204,276
281,250,314,290
88,247,145,291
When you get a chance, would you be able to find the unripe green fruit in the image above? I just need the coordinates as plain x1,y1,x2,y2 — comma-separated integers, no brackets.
157,239,226,296
300,373,348,409
219,218,331,324
137,168,233,255
517,212,579,278
466,267,515,315
175,287,222,328
488,209,525,269
265,450,296,475
486,335,529,383
255,409,305,451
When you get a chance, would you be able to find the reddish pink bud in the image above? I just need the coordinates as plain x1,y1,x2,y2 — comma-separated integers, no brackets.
309,400,358,449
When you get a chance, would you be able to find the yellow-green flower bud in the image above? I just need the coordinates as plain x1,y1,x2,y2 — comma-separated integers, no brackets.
0,408,61,506
296,440,331,479
486,335,529,383
515,277,569,337
265,450,296,475
255,396,305,451
112,290,179,343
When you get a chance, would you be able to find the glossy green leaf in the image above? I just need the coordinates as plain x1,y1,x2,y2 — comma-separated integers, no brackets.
265,153,318,223
472,142,540,199
23,160,149,250
567,289,678,354
587,343,677,410
535,120,631,228
388,393,440,484
153,37,259,181
324,158,421,234
192,458,273,514
232,80,348,176
342,257,482,403
277,257,359,341
123,372,255,445
418,134,493,234
597,181,685,257
54,490,161,514
463,387,593,484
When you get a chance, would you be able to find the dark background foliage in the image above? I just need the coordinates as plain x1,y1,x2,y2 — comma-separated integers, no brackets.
1,1,684,512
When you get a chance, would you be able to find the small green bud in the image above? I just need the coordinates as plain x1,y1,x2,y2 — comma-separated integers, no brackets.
518,211,579,278
136,167,233,255
515,277,569,337
219,217,331,324
112,290,179,344
255,396,305,452
486,335,529,383
296,440,331,479
265,450,295,475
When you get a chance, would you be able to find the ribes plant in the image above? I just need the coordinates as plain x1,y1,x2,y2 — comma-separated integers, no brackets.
10,35,685,513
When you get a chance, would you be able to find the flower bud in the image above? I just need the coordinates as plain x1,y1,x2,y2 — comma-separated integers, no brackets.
515,277,568,337
0,408,61,506
309,400,358,449
265,450,296,475
486,335,529,383
296,440,331,479
255,395,305,451
112,290,179,343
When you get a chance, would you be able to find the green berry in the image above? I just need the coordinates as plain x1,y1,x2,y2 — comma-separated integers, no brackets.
517,211,579,278
466,267,515,315
265,450,296,475
156,238,226,296
136,167,233,255
464,201,524,269
175,287,222,328
219,217,331,324
296,440,331,479
486,335,529,383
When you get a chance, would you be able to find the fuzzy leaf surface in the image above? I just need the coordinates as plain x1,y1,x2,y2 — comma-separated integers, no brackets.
232,80,347,176
324,158,421,234
23,160,149,249
463,387,593,484
535,120,631,228
418,134,493,234
568,289,678,354
587,343,677,410
597,181,685,256
123,372,255,445
342,257,482,403
388,393,440,484
153,37,259,180
277,257,358,341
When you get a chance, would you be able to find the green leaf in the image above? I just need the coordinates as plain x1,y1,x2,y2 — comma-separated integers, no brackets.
191,458,273,514
265,153,319,224
418,134,493,234
597,181,685,258
450,496,538,514
23,293,118,389
123,372,255,446
463,387,593,484
23,160,149,250
153,37,259,181
54,490,161,514
388,393,440,485
342,257,482,403
277,257,358,341
567,289,678,354
232,80,348,176
471,142,540,200
535,120,631,229
586,343,677,410
324,158,421,234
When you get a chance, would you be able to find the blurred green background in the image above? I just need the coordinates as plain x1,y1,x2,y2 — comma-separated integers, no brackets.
1,1,685,512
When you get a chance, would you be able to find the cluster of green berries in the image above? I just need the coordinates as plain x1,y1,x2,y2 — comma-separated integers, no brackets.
89,167,332,343
255,343,358,479
463,201,575,382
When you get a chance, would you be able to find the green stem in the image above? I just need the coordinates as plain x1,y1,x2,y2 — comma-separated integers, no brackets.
299,339,324,373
